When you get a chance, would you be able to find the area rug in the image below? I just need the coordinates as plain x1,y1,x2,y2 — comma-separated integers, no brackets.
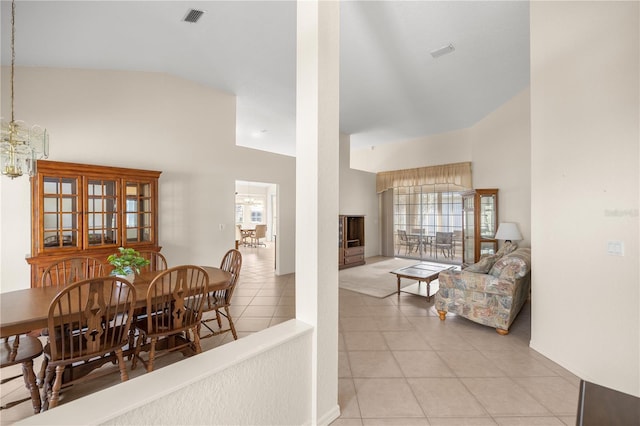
338,257,451,298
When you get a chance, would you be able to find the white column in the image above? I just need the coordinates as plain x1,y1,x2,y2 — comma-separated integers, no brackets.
296,0,340,424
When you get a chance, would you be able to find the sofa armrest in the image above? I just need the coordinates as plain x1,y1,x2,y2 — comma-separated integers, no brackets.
439,270,517,296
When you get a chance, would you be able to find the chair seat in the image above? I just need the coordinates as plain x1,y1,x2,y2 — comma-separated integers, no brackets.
1,336,44,414
44,326,128,362
206,294,229,310
134,310,199,337
1,336,43,368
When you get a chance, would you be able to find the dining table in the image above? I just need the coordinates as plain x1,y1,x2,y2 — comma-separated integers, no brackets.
0,265,231,340
0,265,231,413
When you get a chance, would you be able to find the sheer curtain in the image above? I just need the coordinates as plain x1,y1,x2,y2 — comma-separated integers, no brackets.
378,162,472,260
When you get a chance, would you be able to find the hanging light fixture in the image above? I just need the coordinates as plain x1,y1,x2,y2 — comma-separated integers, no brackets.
1,0,49,179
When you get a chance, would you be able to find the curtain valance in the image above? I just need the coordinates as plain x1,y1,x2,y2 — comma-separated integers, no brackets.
376,161,472,193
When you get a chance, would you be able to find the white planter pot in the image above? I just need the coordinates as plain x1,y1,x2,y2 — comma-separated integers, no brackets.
115,273,135,285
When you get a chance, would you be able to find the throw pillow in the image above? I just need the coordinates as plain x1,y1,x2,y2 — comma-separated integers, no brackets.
465,254,499,273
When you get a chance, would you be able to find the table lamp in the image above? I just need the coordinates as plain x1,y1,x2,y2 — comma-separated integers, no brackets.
494,222,523,243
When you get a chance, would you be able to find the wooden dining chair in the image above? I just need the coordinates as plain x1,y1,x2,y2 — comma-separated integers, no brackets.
37,256,108,384
200,249,242,340
132,265,209,373
127,251,168,353
41,256,106,287
41,276,136,410
1,335,43,414
137,250,168,272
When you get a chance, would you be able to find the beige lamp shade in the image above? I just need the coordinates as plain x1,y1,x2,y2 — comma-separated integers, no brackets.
494,222,522,241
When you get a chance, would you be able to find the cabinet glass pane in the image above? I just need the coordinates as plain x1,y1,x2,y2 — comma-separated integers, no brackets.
43,198,58,213
42,177,80,250
462,195,475,264
479,194,496,238
61,198,75,213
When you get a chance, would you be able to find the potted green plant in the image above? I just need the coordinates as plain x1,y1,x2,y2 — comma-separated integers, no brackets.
107,247,150,283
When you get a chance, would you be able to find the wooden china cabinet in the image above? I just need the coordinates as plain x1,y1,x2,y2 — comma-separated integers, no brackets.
339,215,365,269
27,160,161,287
461,188,498,265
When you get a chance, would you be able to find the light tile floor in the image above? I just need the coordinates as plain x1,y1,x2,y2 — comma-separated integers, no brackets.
0,244,580,425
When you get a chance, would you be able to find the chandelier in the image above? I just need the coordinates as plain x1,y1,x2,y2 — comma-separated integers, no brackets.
0,0,49,179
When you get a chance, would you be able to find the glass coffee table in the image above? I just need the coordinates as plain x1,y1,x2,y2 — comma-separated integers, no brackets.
390,263,456,301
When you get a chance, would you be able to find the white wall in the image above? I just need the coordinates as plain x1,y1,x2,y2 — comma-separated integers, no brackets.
350,88,532,247
351,127,472,173
339,133,379,258
471,88,531,247
0,67,296,291
17,320,314,426
530,1,639,397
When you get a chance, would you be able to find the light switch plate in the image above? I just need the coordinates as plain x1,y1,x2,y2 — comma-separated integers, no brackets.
607,240,624,256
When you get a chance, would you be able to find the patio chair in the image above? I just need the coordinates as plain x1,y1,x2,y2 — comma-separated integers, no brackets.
397,230,415,255
434,232,453,259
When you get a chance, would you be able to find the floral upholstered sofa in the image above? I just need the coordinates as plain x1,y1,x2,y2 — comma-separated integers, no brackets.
435,246,531,335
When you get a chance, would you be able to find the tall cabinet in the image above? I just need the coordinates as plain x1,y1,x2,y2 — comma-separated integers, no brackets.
27,160,161,287
339,215,365,269
461,189,498,264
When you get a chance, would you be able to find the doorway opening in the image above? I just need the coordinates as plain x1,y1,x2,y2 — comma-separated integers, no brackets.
235,180,277,249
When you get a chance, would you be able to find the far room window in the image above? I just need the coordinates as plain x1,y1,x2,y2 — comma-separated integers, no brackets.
236,205,243,223
251,205,263,223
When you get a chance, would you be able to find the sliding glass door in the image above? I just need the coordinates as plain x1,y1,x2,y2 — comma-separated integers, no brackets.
393,185,463,264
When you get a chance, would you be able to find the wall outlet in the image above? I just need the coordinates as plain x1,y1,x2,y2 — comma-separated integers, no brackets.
607,240,624,256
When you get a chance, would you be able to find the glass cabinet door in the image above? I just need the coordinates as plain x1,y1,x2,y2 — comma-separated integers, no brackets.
42,176,81,250
461,189,498,263
86,179,119,247
125,181,154,243
462,193,475,264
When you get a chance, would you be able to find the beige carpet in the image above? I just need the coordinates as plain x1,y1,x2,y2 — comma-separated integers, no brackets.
339,256,447,298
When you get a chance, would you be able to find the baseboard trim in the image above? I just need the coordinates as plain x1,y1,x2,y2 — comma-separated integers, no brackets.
317,404,341,426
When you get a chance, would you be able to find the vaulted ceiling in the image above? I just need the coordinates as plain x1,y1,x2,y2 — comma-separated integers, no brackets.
0,1,530,157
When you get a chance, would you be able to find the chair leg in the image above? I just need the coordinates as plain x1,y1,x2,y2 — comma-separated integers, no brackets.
47,365,65,410
37,356,48,387
225,307,238,340
127,327,137,361
115,348,129,382
41,364,54,411
146,337,157,373
131,331,145,370
216,310,222,329
192,328,202,355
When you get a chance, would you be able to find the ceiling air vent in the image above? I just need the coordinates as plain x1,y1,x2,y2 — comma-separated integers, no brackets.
183,9,205,23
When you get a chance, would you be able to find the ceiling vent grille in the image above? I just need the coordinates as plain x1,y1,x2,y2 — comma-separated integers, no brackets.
183,9,205,23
